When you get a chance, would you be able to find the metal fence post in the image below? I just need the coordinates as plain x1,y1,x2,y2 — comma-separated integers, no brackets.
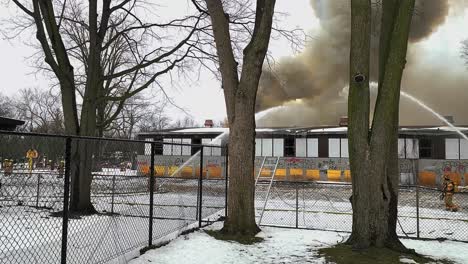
295,183,299,228
416,184,420,238
148,142,155,246
111,173,116,214
225,145,228,218
61,137,72,264
35,172,41,208
413,159,420,238
198,146,204,228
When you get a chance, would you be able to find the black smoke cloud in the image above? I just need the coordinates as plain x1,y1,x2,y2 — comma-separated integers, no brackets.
256,0,466,127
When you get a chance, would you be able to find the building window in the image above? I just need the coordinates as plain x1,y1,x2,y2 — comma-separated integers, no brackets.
262,138,273,156
296,138,307,157
191,138,201,155
328,138,348,158
182,138,191,156
145,138,152,155
398,139,405,158
255,138,283,157
255,138,262,156
273,138,284,157
172,138,182,156
419,138,432,158
163,138,172,156
398,138,420,159
445,138,459,159
307,138,318,157
284,137,295,157
296,138,318,157
405,138,419,159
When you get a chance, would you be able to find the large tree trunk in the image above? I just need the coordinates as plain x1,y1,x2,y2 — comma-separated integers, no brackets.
347,0,414,249
69,0,104,213
205,0,276,238
223,88,260,236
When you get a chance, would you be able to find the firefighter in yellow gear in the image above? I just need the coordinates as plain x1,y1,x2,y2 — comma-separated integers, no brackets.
26,148,39,173
57,159,65,178
3,159,13,175
441,173,467,212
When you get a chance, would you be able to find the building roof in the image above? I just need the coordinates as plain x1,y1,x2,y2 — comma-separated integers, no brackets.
139,125,468,137
0,116,24,125
0,116,25,131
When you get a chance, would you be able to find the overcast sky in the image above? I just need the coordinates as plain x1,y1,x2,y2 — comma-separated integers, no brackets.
0,0,316,125
0,1,467,126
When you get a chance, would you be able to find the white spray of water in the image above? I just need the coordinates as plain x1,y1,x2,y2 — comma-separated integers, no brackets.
400,90,468,141
169,105,285,177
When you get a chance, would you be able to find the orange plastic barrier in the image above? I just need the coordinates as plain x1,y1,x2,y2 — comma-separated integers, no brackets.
344,170,351,182
327,170,341,181
418,171,436,186
306,169,320,180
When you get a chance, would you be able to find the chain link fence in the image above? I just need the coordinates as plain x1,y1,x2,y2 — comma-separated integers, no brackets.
2,130,467,263
257,181,468,242
0,131,226,264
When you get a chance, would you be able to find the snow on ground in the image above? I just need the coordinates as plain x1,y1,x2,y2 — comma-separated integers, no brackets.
130,223,468,264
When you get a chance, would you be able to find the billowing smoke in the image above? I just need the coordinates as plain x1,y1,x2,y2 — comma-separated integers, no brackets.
257,0,467,127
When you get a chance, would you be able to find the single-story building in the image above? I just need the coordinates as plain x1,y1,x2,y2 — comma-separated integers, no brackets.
137,122,468,187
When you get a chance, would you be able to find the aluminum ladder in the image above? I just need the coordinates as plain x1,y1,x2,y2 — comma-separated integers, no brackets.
255,156,280,225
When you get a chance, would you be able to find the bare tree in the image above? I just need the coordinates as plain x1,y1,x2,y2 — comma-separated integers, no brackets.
347,0,415,251
105,94,169,139
0,93,16,118
171,116,199,128
8,0,205,213
461,39,468,66
14,87,64,133
199,0,276,238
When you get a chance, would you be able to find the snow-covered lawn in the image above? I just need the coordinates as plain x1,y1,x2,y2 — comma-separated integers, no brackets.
131,223,468,264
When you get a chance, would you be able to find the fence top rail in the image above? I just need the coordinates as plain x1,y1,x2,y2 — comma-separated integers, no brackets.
0,130,226,148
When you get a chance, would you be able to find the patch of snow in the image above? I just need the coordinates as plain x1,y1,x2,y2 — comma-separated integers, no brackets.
130,224,342,264
130,224,468,264
402,239,468,264
399,257,417,263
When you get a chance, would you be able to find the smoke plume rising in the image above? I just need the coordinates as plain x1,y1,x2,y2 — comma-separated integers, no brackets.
257,0,467,127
